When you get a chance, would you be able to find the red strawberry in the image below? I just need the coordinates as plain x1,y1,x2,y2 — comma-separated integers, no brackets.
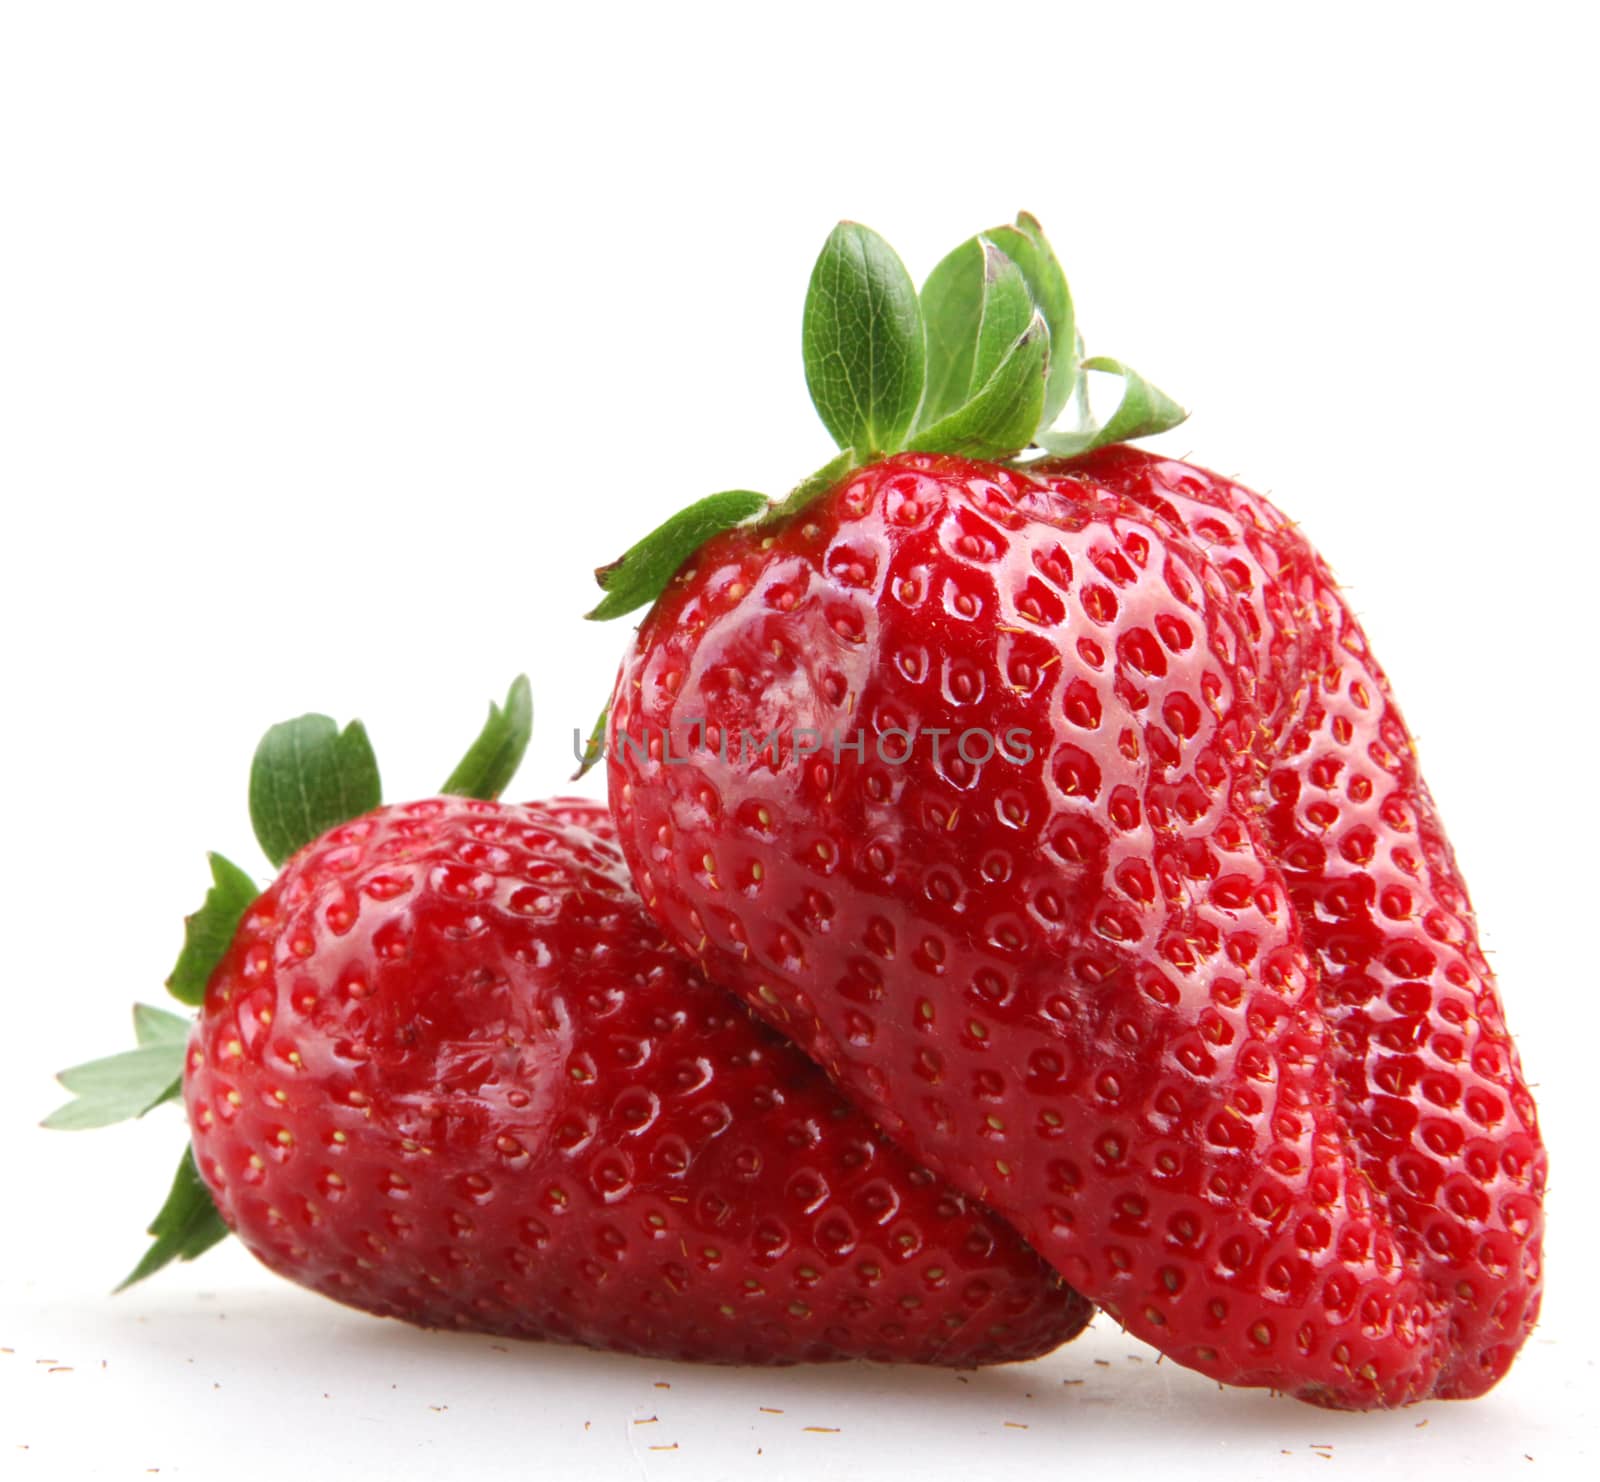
47,685,1090,1368
1040,445,1547,1394
187,793,1089,1363
590,218,1544,1407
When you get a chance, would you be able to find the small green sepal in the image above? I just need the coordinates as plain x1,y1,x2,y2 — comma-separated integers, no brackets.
116,1145,230,1293
803,223,925,457
249,715,382,867
917,239,1036,432
985,213,1077,427
134,1002,191,1046
165,852,259,1007
587,489,767,622
571,701,610,781
42,1039,186,1131
442,674,533,800
908,312,1049,460
1034,356,1188,458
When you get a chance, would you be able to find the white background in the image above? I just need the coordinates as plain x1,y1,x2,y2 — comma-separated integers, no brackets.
2,3,1596,1477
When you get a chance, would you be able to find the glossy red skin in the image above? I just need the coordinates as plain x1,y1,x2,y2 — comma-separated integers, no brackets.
605,450,1544,1408
185,795,1090,1366
1043,447,1547,1396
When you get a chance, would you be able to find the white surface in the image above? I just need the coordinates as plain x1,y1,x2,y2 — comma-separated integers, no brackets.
2,1259,1587,1482
2,2,1596,1478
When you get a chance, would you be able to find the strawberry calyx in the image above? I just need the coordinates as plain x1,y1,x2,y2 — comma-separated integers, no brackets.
42,676,533,1289
585,213,1185,627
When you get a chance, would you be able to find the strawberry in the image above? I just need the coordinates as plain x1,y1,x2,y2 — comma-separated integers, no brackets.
1037,445,1548,1394
46,680,1090,1367
589,218,1545,1407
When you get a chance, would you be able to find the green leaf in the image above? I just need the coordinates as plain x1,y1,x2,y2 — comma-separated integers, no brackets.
442,675,533,800
988,212,1077,428
249,715,382,867
802,222,925,456
133,1002,191,1046
116,1146,230,1293
571,701,609,781
587,489,767,622
165,852,259,1007
1070,330,1089,424
907,313,1050,460
1035,355,1188,457
917,239,1035,431
918,238,984,429
42,1041,186,1131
